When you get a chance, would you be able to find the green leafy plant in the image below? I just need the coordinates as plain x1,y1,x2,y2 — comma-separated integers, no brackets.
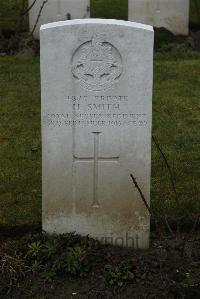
66,246,87,276
45,241,59,257
181,273,200,288
27,241,42,257
103,261,135,287
31,260,42,272
19,232,104,282
41,265,57,283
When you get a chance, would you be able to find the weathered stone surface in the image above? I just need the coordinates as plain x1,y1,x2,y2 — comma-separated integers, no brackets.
128,0,189,35
41,19,153,248
29,0,90,39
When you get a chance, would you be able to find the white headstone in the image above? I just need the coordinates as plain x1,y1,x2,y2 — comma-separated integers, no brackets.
29,0,90,39
128,0,189,35
41,19,153,248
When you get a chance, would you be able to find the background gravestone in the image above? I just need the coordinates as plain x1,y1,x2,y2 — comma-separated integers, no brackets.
128,0,190,35
41,19,153,248
29,0,90,39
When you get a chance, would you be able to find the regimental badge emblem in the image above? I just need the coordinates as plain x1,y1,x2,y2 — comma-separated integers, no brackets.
71,35,123,91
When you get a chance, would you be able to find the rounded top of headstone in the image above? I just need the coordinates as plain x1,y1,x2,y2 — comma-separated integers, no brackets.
40,18,154,32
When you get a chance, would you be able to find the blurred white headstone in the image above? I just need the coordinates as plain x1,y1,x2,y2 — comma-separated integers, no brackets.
29,0,90,39
128,0,189,35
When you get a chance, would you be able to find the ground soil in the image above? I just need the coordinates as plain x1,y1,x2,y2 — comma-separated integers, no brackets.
0,231,199,299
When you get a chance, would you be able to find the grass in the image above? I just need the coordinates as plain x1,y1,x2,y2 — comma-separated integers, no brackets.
91,0,128,20
152,51,200,226
0,0,28,32
0,55,41,225
0,50,200,227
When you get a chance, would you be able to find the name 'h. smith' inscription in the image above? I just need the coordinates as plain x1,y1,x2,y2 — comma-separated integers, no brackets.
44,94,148,127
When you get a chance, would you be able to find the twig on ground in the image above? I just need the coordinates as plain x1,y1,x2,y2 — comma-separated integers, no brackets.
152,135,180,207
130,174,151,215
130,173,175,235
31,0,48,36
190,215,200,235
164,216,174,235
152,135,181,234
18,0,37,33
21,0,38,17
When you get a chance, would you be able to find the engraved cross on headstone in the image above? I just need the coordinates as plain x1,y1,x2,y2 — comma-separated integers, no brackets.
73,132,119,207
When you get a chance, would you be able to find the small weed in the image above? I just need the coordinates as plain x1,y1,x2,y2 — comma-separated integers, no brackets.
41,265,57,283
181,273,200,288
31,260,42,272
102,260,154,287
27,241,42,257
103,261,135,287
45,241,59,257
67,246,87,276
